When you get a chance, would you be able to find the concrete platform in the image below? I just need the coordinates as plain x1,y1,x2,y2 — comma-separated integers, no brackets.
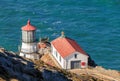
40,53,61,68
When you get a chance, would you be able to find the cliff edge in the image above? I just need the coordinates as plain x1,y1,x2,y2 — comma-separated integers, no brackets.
0,47,119,81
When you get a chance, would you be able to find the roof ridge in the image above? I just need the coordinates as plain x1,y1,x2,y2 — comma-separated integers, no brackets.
64,37,76,52
51,36,88,58
65,37,87,55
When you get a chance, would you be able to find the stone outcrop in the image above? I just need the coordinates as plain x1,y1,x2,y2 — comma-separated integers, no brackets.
88,54,97,67
0,47,43,81
0,47,119,81
0,48,71,81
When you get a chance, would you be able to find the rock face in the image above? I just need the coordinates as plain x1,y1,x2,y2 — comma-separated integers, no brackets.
88,54,97,67
0,48,43,81
0,47,119,81
0,48,71,81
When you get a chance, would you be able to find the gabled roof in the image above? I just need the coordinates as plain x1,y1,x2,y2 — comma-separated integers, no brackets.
22,20,36,31
51,36,88,58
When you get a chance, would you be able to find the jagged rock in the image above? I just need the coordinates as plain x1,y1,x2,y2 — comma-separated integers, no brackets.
0,48,72,81
42,69,69,81
88,54,97,67
0,48,119,81
0,48,43,81
0,47,5,53
0,77,6,81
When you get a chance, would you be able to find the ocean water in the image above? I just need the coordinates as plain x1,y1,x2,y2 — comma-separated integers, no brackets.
0,0,120,71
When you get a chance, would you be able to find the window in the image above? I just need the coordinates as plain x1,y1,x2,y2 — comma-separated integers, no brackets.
54,50,56,55
59,56,61,62
56,51,58,57
74,54,77,58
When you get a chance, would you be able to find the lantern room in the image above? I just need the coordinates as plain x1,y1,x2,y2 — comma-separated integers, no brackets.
21,20,36,43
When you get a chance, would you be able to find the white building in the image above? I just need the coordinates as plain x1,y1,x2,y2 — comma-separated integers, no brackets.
19,20,39,59
51,32,89,69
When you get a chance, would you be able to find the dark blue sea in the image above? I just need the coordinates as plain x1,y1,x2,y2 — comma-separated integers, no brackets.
0,0,120,71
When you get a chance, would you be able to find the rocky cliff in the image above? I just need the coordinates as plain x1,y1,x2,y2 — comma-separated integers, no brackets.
0,47,119,81
0,48,43,81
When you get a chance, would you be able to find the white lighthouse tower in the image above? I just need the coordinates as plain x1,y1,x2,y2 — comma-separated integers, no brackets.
20,20,39,59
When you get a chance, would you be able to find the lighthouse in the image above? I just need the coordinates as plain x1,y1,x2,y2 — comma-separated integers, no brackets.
20,20,39,59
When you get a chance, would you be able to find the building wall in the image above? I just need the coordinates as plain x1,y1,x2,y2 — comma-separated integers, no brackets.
65,52,88,69
20,52,39,59
21,42,37,53
51,44,88,69
51,45,65,68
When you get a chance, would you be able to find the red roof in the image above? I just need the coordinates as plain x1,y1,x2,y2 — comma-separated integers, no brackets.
51,37,88,58
22,20,36,31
